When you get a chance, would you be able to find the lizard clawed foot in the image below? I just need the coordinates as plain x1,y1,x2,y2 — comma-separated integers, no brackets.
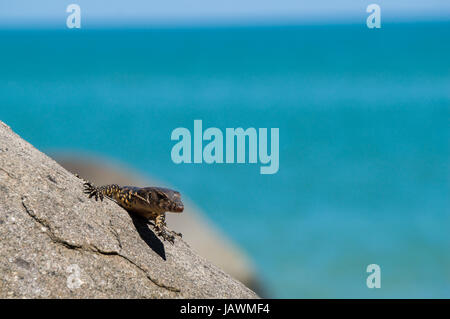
156,227,175,244
171,230,183,238
146,220,181,242
83,182,104,201
154,215,181,244
154,225,182,244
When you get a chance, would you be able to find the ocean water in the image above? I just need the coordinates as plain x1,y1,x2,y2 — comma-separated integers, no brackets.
0,23,449,298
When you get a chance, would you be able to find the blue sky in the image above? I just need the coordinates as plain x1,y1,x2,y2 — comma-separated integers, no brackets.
0,0,449,27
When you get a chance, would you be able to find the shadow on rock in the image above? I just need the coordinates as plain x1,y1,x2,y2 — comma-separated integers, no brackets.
129,213,166,260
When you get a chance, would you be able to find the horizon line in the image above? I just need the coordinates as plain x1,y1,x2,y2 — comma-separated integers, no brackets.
0,15,449,30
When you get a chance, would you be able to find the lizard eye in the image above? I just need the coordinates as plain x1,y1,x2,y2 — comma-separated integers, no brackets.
155,190,169,201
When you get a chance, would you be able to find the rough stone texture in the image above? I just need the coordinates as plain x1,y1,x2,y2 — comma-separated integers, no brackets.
0,121,258,298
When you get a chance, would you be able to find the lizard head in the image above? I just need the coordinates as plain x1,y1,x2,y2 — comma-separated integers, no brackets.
155,188,184,213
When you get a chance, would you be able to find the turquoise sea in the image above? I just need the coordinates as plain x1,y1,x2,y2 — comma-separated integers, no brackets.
0,23,449,297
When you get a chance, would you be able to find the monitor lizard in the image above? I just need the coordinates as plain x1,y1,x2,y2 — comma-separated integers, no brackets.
81,178,184,243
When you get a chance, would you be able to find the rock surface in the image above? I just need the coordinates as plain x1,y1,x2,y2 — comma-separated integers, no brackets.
0,121,258,298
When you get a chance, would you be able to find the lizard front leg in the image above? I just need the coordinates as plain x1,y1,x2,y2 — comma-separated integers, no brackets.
154,214,182,243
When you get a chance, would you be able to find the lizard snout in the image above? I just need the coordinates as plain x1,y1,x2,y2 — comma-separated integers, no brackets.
173,203,184,213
